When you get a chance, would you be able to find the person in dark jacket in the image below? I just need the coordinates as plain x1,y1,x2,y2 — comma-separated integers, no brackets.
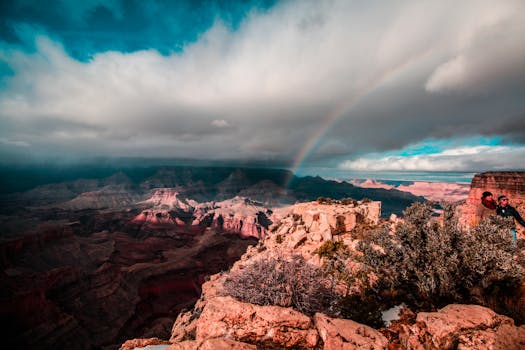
496,195,525,242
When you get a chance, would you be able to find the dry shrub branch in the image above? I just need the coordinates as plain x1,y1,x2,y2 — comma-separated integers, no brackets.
222,254,338,316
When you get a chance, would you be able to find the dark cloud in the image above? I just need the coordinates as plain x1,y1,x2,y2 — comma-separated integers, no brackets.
0,0,524,171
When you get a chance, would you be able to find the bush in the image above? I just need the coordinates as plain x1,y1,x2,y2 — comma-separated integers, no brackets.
353,202,525,310
315,240,349,260
317,197,358,206
221,254,338,316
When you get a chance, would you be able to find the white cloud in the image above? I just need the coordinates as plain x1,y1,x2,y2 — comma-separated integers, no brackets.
425,56,467,92
339,145,525,172
211,119,229,128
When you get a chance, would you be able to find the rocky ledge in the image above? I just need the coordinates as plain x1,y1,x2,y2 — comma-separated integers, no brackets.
122,199,525,349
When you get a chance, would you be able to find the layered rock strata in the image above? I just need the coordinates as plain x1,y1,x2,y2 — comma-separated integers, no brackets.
134,193,273,239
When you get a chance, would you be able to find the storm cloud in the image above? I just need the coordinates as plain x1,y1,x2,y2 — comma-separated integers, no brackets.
0,0,524,170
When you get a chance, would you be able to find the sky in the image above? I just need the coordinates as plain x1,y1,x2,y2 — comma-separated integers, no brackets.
0,0,525,174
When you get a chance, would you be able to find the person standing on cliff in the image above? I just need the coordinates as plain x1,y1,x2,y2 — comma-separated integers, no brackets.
496,195,525,243
475,191,497,224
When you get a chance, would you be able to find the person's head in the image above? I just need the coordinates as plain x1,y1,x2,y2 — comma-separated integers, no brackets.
482,191,493,201
498,195,509,207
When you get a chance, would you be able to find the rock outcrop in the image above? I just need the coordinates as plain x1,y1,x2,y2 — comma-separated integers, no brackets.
121,199,525,350
314,313,388,350
120,337,170,350
192,197,273,239
194,296,319,348
134,193,272,239
399,304,525,350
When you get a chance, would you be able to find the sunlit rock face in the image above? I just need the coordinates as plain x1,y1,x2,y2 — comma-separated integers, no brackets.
165,200,388,349
133,192,272,239
140,188,199,211
458,172,525,234
151,200,525,350
192,197,273,239
399,304,525,350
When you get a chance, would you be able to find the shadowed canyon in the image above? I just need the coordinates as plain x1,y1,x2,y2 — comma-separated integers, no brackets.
0,166,422,349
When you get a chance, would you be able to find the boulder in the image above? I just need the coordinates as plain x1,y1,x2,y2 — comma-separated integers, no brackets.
198,338,256,350
166,338,255,350
314,313,388,350
195,296,319,348
399,304,525,350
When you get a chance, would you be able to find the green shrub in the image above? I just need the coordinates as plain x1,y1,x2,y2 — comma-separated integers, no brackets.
314,240,349,260
317,197,358,206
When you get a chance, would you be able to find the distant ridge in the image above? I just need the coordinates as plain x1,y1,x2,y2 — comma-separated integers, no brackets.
1,166,422,216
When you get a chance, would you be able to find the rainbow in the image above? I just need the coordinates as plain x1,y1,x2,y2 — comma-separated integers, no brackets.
285,48,434,188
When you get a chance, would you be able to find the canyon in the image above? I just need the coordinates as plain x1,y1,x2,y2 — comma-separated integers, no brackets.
0,166,422,349
4,167,523,349
120,171,525,350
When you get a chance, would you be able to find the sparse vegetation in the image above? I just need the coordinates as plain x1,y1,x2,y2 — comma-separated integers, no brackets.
222,201,525,327
353,202,525,313
222,254,338,316
317,197,359,206
315,240,349,260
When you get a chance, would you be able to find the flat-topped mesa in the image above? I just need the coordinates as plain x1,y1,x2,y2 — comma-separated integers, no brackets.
459,172,525,233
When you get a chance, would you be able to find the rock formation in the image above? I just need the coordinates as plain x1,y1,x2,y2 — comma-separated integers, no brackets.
133,193,272,239
191,197,273,239
140,188,199,211
120,199,525,350
399,304,525,350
